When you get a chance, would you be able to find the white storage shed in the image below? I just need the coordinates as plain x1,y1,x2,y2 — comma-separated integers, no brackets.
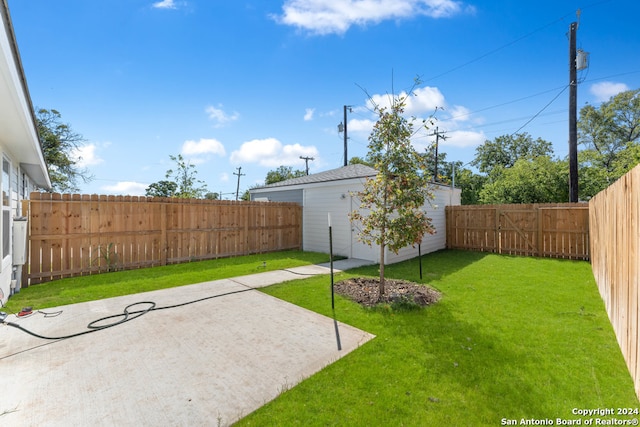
250,164,461,264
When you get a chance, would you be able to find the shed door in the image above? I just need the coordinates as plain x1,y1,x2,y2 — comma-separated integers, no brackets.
350,195,376,262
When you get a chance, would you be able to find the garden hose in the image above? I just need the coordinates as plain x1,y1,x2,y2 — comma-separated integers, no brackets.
2,286,254,341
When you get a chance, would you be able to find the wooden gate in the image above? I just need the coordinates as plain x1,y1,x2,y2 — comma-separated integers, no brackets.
446,203,590,260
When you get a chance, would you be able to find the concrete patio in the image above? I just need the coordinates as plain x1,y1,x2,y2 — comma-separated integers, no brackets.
0,259,375,426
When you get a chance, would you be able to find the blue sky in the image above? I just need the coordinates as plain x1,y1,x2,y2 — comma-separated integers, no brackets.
8,0,640,197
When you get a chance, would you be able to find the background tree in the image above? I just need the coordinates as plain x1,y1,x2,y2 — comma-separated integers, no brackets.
350,84,435,296
36,108,93,192
423,145,454,183
348,156,373,167
145,180,177,197
578,88,640,198
264,165,306,185
204,192,219,200
457,133,561,204
479,157,568,204
472,133,554,174
453,166,487,205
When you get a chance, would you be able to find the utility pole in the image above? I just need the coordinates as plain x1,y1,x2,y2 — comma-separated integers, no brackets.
338,105,352,166
233,167,245,201
299,156,314,175
429,127,447,182
568,20,579,202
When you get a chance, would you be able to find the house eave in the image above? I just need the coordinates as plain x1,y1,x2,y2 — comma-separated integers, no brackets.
0,0,51,191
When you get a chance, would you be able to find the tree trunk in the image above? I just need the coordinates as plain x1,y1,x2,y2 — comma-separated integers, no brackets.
379,242,386,297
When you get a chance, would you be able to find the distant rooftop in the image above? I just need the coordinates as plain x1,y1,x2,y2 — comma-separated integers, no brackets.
254,164,377,189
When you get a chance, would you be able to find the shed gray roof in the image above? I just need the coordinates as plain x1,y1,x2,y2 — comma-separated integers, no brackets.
255,164,377,189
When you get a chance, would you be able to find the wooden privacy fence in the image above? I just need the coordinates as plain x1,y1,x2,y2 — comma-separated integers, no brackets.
589,165,640,399
445,203,590,260
23,193,302,285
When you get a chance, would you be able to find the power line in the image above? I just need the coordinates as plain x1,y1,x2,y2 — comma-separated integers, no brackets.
424,18,570,83
510,85,570,136
423,0,614,83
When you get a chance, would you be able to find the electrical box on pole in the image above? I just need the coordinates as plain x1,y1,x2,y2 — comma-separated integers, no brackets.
576,49,589,71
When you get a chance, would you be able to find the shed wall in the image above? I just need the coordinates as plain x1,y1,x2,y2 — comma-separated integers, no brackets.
386,186,460,263
303,181,358,257
303,182,460,263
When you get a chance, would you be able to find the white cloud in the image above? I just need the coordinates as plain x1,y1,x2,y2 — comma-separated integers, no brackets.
205,104,239,127
72,143,104,168
219,172,229,182
304,108,315,121
230,138,318,167
355,85,485,151
407,86,446,114
590,82,630,103
443,129,486,148
348,118,376,131
446,105,473,123
180,138,226,164
101,181,148,196
152,0,177,9
346,118,376,137
367,86,445,115
274,0,472,35
181,138,226,156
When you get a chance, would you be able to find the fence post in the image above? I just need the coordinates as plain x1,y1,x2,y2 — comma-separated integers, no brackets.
495,208,501,254
161,202,168,266
538,208,545,257
244,203,250,255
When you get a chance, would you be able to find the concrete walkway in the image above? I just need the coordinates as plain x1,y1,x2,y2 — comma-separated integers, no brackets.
0,259,374,426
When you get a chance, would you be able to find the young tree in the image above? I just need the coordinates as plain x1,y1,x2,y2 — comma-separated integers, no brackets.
36,108,93,192
350,85,435,296
165,154,208,198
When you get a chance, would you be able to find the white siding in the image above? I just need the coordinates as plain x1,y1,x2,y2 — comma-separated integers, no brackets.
302,179,461,264
0,157,38,304
386,186,461,264
303,181,355,257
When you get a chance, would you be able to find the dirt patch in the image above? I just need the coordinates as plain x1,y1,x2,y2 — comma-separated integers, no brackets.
334,277,441,308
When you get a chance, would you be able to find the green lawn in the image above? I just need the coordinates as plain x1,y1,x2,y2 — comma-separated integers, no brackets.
237,250,638,426
5,249,636,426
3,250,330,313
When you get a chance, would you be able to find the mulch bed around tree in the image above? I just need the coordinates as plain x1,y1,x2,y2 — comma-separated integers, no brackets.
334,277,441,307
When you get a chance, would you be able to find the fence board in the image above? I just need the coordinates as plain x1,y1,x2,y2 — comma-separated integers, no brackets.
446,203,590,260
590,164,640,400
23,195,302,285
